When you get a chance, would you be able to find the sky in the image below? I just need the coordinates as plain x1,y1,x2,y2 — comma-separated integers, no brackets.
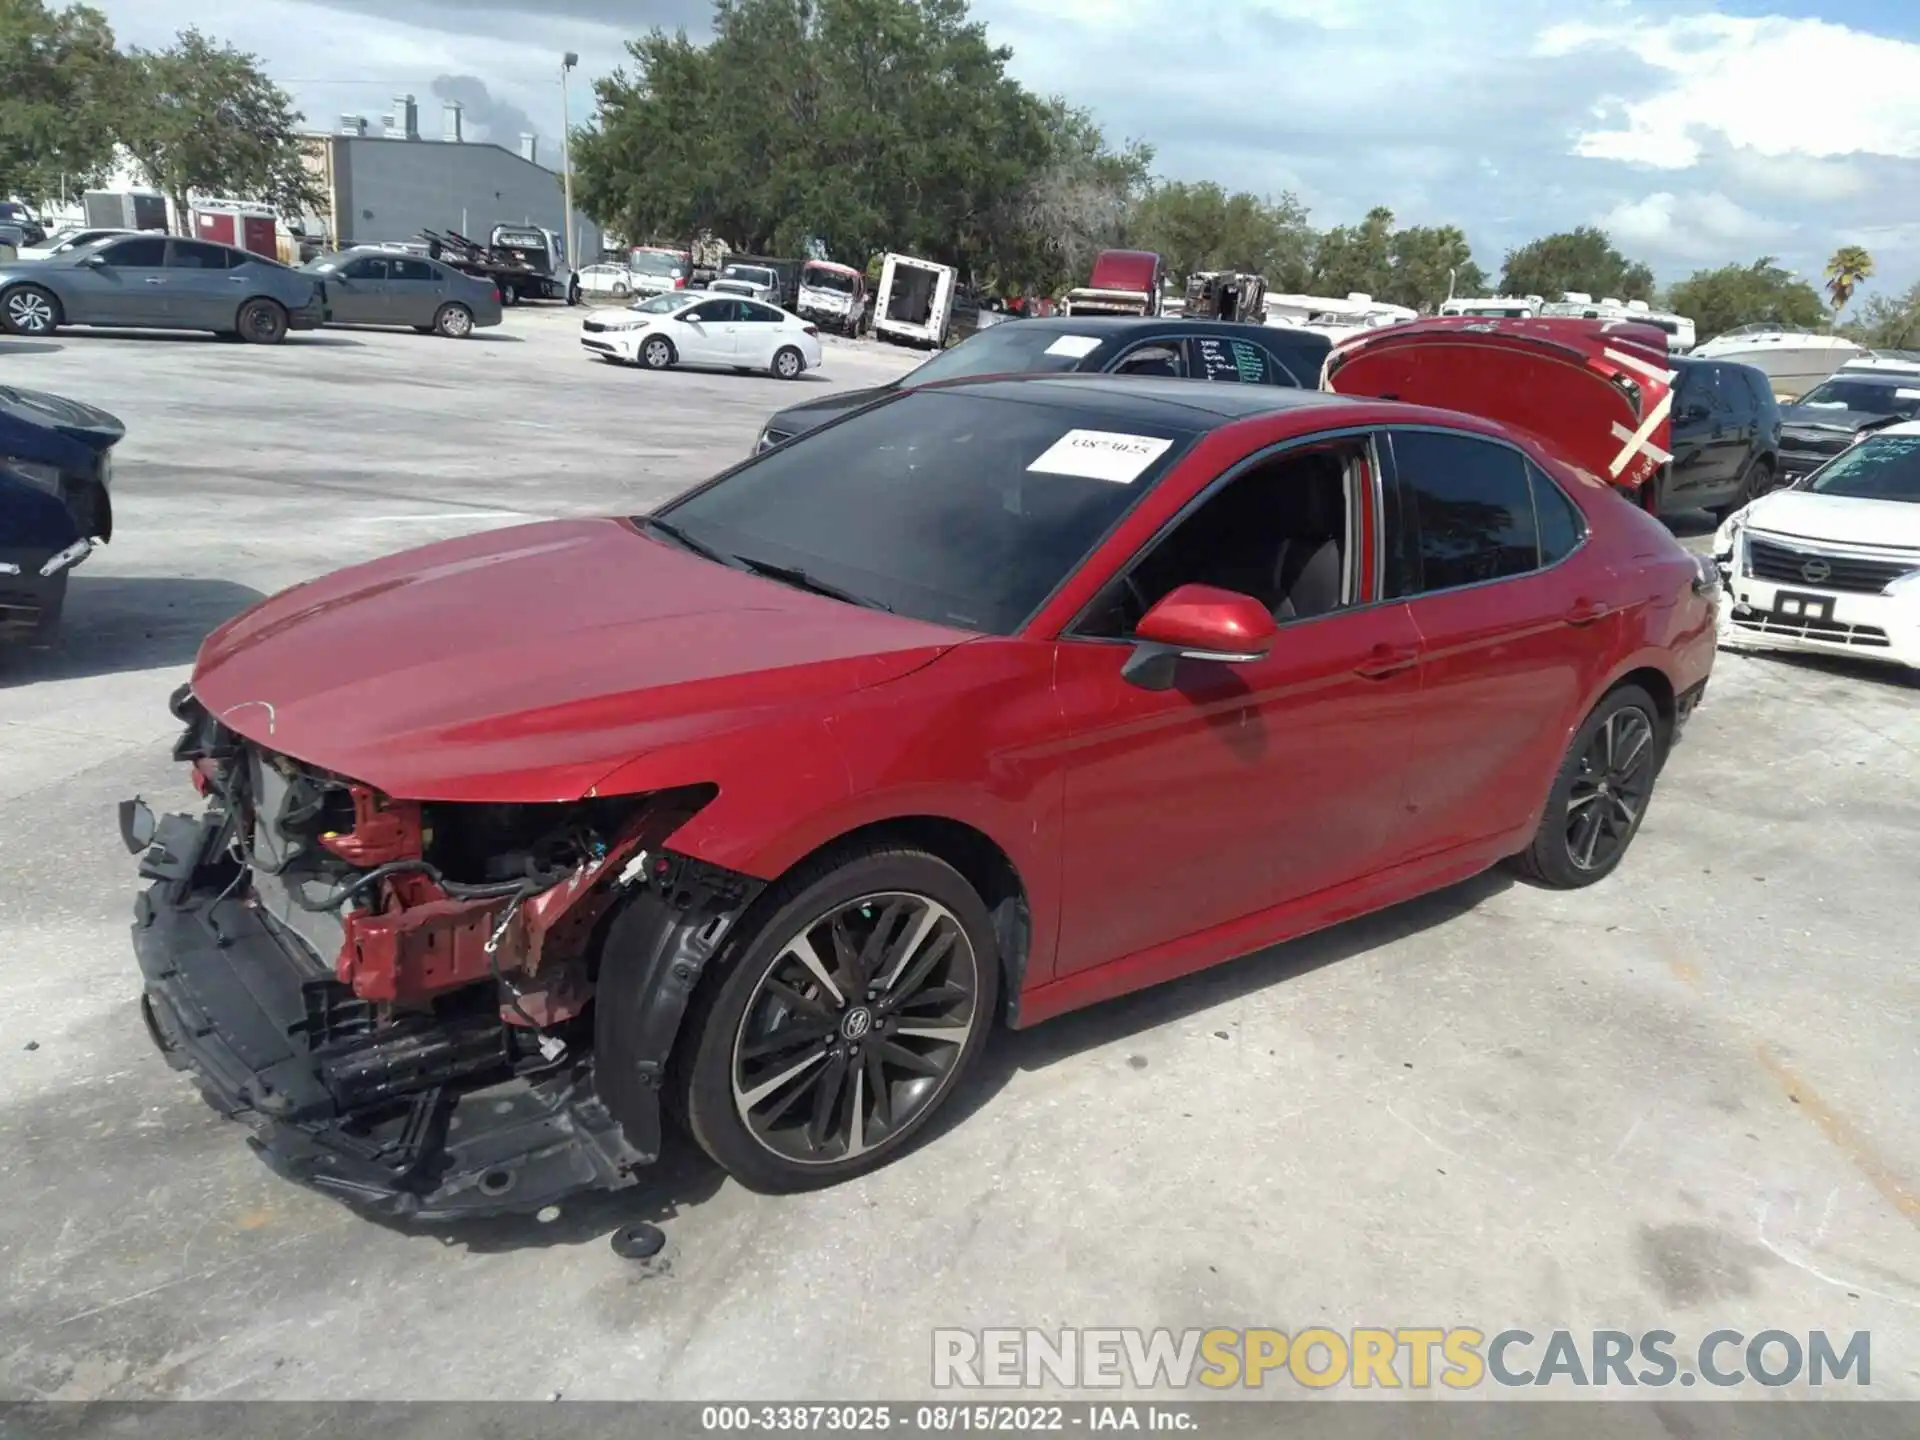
87,0,1920,303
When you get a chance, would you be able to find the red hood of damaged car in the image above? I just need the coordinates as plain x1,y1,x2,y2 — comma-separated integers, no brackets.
1325,317,1675,494
191,518,968,802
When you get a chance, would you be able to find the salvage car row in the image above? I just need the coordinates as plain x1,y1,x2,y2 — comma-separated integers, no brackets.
84,309,1914,1238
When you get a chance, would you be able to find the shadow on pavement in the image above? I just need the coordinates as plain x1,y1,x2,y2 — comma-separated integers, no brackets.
0,574,265,686
0,339,64,358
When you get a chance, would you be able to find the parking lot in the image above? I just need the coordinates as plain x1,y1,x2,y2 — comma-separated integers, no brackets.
2,307,1917,1402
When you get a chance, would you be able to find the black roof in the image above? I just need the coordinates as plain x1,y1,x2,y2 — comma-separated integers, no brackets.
928,374,1362,428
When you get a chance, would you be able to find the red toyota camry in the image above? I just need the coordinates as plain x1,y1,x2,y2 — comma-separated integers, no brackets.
124,324,1717,1218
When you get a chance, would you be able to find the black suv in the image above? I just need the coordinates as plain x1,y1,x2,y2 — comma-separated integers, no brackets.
0,202,46,248
1776,370,1920,484
754,316,1332,452
1648,356,1781,518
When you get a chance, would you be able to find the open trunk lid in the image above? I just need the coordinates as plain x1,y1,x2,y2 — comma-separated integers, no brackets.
1323,317,1675,496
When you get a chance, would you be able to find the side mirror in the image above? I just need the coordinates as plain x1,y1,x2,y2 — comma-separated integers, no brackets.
1121,583,1276,691
79,252,106,267
1679,402,1709,423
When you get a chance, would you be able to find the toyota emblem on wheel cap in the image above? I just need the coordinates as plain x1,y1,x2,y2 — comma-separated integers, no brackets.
1801,558,1832,584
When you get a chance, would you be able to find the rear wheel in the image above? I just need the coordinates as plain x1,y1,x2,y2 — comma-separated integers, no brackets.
2,284,60,336
677,846,999,1192
501,286,521,308
236,297,287,345
434,303,474,339
772,345,805,380
1714,455,1772,519
1510,684,1667,889
612,282,630,299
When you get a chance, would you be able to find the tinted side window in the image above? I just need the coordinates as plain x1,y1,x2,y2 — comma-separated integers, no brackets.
689,299,738,322
1529,462,1586,565
1388,430,1539,594
98,237,167,267
169,240,233,269
1189,335,1287,385
1708,366,1741,415
341,255,388,280
391,257,437,281
738,301,784,323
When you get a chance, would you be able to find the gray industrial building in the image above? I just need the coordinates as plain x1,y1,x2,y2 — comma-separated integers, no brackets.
300,95,603,265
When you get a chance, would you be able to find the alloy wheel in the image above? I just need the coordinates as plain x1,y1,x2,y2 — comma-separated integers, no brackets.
439,305,472,338
6,290,54,334
775,348,802,378
1565,706,1657,871
643,337,672,369
730,891,979,1167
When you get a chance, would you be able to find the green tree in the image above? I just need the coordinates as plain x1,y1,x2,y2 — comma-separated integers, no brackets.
1840,280,1920,350
0,0,126,208
1127,181,1314,292
1665,257,1826,342
988,99,1151,296
1309,205,1395,297
573,0,1063,276
1822,244,1873,322
1498,226,1655,303
119,27,323,232
1386,223,1485,311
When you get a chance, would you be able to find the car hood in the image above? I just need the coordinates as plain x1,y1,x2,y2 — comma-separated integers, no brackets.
1325,317,1672,493
1780,406,1904,437
191,517,969,803
1739,488,1920,550
764,385,892,439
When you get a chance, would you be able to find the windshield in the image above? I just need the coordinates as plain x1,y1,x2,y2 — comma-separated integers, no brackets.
630,293,688,315
631,251,685,277
904,326,1107,386
1794,379,1920,417
654,389,1198,632
803,267,857,293
1801,433,1920,502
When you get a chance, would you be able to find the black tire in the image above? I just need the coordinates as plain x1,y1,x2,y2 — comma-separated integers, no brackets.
640,335,676,371
1510,684,1668,889
2,284,60,336
772,345,805,380
612,283,630,299
501,286,521,308
567,279,582,306
235,298,288,345
1713,456,1771,520
676,845,1000,1193
434,302,474,339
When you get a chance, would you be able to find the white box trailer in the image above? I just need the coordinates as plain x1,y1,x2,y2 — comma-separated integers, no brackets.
873,252,955,349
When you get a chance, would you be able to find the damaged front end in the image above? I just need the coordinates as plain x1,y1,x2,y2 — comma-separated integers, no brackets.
122,684,758,1222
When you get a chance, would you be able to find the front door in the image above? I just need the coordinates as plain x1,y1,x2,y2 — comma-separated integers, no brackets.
1379,427,1614,858
677,298,741,364
326,254,392,325
1669,365,1746,505
1050,437,1423,978
63,235,169,325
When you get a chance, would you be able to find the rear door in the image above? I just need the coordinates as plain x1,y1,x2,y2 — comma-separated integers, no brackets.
64,234,169,324
733,300,789,366
1183,332,1307,387
163,239,242,327
1380,427,1614,861
386,256,447,325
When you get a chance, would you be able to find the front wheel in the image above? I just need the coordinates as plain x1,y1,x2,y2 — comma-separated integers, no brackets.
640,335,676,371
678,846,999,1192
1510,684,1667,889
236,297,288,345
3,284,61,336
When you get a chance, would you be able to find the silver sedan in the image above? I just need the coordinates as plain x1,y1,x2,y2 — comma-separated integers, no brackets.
301,249,504,337
0,234,326,343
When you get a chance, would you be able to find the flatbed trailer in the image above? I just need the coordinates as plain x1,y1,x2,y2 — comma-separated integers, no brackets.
419,226,580,307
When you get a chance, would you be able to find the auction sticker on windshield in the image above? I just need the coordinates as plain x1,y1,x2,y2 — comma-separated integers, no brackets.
1044,335,1102,358
1028,429,1173,483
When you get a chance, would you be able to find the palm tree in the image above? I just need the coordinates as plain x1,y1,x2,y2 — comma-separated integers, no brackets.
1824,245,1874,323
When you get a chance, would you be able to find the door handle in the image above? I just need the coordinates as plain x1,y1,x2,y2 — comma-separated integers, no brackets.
144,277,165,285
1565,598,1610,626
1353,643,1418,680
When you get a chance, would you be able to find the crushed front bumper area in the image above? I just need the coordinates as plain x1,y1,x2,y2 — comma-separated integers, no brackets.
129,809,655,1222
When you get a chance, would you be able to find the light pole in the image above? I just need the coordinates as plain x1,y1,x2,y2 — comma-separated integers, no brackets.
561,51,579,270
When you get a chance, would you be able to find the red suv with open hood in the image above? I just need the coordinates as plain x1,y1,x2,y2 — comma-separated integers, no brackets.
123,320,1716,1220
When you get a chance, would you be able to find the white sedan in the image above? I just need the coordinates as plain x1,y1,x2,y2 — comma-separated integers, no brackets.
580,292,823,379
1713,419,1920,670
576,262,637,298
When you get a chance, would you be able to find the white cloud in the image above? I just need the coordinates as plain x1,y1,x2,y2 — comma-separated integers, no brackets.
1540,14,1920,167
1601,190,1792,260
